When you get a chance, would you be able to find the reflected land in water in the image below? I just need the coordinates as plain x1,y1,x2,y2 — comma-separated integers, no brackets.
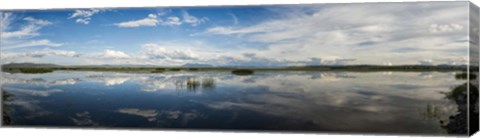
0,66,477,135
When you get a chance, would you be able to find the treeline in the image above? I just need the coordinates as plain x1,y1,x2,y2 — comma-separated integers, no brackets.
1,63,475,74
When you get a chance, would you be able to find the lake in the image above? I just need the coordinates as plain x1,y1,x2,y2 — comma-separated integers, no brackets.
0,71,469,135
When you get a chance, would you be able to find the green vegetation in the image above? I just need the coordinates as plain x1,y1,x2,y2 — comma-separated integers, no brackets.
1,63,474,74
186,77,201,91
151,68,166,73
440,82,479,134
231,69,255,76
15,68,54,73
2,90,13,103
189,68,200,71
201,78,215,90
173,77,216,92
455,72,477,80
2,89,13,125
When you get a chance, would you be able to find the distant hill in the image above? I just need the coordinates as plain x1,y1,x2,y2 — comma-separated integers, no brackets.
1,63,61,68
182,63,213,68
73,64,157,67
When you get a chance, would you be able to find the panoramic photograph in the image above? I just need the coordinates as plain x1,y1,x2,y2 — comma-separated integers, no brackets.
0,1,478,136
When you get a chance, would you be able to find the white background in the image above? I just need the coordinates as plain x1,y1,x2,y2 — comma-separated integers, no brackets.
0,0,479,138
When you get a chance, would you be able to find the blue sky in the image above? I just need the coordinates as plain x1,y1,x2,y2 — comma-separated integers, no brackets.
0,2,473,66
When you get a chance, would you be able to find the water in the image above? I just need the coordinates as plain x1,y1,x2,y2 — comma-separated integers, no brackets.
1,71,468,135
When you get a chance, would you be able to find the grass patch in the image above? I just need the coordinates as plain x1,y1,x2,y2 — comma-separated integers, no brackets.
18,68,54,73
169,68,182,71
232,69,254,76
151,68,166,73
455,72,477,80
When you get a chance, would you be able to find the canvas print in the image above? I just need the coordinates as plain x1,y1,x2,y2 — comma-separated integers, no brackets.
0,1,479,136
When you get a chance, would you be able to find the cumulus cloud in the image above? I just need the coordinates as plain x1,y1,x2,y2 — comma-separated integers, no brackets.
116,14,159,27
140,43,198,60
68,9,100,24
100,50,131,59
39,50,80,57
114,11,207,28
69,9,100,19
202,2,469,65
209,54,356,67
2,3,468,66
74,18,90,24
118,40,360,67
162,16,182,26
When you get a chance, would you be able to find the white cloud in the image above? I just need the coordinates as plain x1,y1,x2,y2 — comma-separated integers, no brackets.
2,16,52,39
0,12,13,32
140,43,197,60
2,3,468,67
103,77,130,86
162,16,182,26
116,14,159,27
1,75,80,86
3,39,63,50
3,87,63,97
204,26,258,35
114,11,207,28
182,11,208,26
23,17,52,26
101,50,131,59
157,9,171,16
227,13,239,25
71,111,98,126
202,2,469,65
2,25,41,39
52,50,80,57
429,23,464,33
68,9,100,24
117,108,158,122
1,12,63,51
69,9,100,19
75,18,91,24
1,49,80,59
40,49,80,57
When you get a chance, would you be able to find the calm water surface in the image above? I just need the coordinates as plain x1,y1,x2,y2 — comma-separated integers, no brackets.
1,71,467,135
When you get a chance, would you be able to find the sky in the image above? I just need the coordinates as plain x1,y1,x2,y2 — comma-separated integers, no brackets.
0,1,473,67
